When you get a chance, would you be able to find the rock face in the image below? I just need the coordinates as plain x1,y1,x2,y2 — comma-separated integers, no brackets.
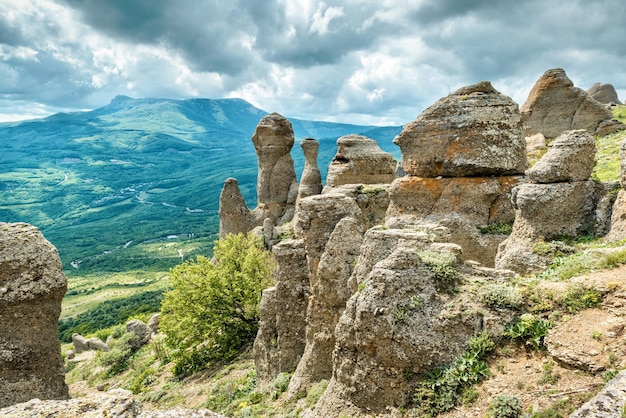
0,222,69,408
126,319,152,349
218,178,256,238
521,68,624,138
526,129,596,183
251,113,298,225
606,139,626,242
297,138,323,201
395,81,527,177
587,82,622,105
385,81,526,267
570,370,626,418
496,131,601,274
312,233,517,416
254,239,310,385
325,134,396,188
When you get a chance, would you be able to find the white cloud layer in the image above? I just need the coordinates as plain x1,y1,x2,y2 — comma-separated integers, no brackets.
0,0,625,125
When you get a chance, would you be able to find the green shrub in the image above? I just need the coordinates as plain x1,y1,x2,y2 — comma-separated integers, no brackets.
418,250,457,292
412,333,495,417
97,331,137,376
306,379,329,407
503,314,552,350
480,222,513,235
160,233,274,377
489,395,522,418
272,372,292,399
559,284,602,313
480,283,523,310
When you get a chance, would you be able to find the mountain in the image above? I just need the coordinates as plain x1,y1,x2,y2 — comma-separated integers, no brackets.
0,96,402,272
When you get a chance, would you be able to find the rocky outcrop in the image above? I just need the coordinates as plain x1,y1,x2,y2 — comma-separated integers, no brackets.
0,388,224,417
254,239,310,385
587,82,622,105
496,131,601,274
325,134,396,188
147,313,160,334
252,113,298,225
218,178,256,238
126,319,152,349
606,139,626,242
297,138,323,201
570,370,626,418
0,222,69,408
327,184,391,230
311,233,518,417
526,129,596,183
219,113,298,238
385,81,526,267
72,333,90,354
395,81,527,177
521,68,624,138
288,218,363,397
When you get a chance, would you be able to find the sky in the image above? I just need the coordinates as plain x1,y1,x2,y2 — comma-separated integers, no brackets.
1,0,625,126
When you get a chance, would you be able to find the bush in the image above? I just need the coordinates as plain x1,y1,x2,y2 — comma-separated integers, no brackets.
503,314,552,350
418,250,457,292
160,233,275,376
489,395,522,418
559,284,602,313
480,283,523,310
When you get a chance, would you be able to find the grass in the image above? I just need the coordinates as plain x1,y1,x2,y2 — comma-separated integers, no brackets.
592,104,626,182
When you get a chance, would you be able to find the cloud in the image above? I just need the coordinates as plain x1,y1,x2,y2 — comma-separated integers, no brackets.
0,0,625,125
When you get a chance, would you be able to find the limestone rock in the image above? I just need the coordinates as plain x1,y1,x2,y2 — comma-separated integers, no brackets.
570,370,626,418
251,112,298,224
254,239,310,385
327,184,391,230
526,130,596,183
0,222,69,408
606,189,626,242
587,82,622,105
325,134,396,188
72,333,90,354
218,178,256,238
594,181,621,237
0,388,224,417
147,313,160,334
253,287,279,383
521,68,623,138
297,138,322,201
496,181,598,274
126,319,151,349
87,337,109,352
288,218,363,397
394,81,527,177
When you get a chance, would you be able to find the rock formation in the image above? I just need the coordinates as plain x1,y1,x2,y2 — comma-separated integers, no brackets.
254,239,310,385
395,81,527,177
0,222,69,408
587,82,622,105
386,81,526,266
606,139,626,241
521,68,624,139
570,370,626,418
496,130,601,274
297,138,322,201
126,319,152,349
325,134,396,188
219,113,298,238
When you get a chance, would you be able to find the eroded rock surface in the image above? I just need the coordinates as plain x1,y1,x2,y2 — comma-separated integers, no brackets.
0,222,69,408
325,134,396,188
587,82,622,105
521,68,623,138
394,81,527,177
570,370,626,418
218,178,256,238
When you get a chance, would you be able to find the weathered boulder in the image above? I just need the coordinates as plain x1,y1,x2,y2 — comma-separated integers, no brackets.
394,81,527,177
251,112,298,225
327,184,391,230
325,134,396,188
254,239,310,385
521,68,623,138
607,189,626,242
496,181,598,274
526,130,596,183
218,178,256,238
587,82,622,105
0,388,224,417
312,240,517,417
0,222,69,408
126,319,151,349
297,138,322,201
147,313,160,334
72,333,90,354
87,337,109,352
288,218,363,397
570,370,626,418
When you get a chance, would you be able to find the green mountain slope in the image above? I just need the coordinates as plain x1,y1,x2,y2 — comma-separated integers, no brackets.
0,96,401,272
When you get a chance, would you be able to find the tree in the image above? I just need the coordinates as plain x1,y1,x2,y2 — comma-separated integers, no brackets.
160,232,274,376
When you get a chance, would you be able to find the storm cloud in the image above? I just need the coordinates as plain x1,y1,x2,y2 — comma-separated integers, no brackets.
1,0,625,124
